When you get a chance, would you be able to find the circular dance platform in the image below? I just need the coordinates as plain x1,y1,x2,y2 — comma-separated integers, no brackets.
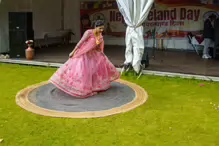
16,79,148,118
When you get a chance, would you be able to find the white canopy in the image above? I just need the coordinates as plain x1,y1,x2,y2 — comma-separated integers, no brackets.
116,0,154,73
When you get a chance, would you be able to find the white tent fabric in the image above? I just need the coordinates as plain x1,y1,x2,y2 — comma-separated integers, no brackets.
116,0,154,73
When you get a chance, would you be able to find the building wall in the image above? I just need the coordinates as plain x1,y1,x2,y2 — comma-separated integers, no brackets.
32,0,82,43
0,2,8,53
32,0,62,39
0,0,192,53
0,0,32,53
64,0,81,43
32,0,118,44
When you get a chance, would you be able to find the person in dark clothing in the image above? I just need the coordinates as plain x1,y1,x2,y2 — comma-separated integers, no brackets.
203,14,216,59
213,0,219,5
213,17,219,58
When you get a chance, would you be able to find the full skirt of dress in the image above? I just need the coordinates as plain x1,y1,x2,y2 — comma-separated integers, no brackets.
49,50,120,98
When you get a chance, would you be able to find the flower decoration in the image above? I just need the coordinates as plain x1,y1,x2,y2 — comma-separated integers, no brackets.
25,40,34,47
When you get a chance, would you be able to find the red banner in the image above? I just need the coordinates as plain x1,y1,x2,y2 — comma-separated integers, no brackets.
80,0,219,38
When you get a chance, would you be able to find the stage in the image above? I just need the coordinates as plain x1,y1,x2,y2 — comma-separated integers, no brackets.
15,44,219,77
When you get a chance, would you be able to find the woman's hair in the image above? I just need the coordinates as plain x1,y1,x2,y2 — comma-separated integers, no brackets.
95,20,104,27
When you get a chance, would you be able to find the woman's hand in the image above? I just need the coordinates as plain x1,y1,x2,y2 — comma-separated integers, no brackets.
69,48,78,58
69,50,75,58
69,52,73,58
96,44,102,52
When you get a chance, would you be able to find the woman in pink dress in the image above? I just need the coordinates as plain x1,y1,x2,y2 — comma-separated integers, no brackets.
49,20,120,98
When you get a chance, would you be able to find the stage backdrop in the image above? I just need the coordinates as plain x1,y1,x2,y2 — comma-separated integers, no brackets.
80,0,219,44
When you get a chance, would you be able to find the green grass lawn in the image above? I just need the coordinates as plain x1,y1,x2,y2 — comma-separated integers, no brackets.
1,63,219,146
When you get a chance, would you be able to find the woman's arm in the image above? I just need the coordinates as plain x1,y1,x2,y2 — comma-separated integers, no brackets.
69,30,90,57
75,30,90,48
99,40,104,52
96,36,104,52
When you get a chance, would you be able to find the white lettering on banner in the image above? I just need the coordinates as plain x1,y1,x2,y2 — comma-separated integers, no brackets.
144,21,184,27
104,6,207,39
147,8,200,21
108,7,201,23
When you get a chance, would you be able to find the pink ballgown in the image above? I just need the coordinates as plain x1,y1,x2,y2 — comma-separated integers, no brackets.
49,29,120,98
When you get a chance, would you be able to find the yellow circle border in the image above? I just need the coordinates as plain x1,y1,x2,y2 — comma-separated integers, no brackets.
16,79,148,118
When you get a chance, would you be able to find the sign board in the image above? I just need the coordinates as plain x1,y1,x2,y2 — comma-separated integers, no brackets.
80,0,219,39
